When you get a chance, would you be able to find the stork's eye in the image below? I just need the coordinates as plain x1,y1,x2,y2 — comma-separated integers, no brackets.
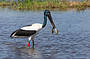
47,13,49,15
45,12,50,16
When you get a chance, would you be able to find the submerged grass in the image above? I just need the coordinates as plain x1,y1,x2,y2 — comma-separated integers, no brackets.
0,0,89,10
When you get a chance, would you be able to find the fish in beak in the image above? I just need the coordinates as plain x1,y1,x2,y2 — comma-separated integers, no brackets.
48,12,58,34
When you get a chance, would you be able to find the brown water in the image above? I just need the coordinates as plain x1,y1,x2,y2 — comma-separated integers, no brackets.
0,8,90,59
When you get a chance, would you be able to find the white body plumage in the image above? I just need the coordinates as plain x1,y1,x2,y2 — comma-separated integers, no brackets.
21,23,43,31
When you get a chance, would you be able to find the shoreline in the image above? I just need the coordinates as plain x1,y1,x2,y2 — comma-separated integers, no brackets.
0,1,90,10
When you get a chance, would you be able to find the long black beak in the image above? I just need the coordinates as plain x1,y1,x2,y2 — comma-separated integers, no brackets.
48,13,56,29
48,13,58,34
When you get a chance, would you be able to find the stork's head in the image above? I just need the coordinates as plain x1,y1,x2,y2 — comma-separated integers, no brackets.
44,10,58,34
44,10,50,16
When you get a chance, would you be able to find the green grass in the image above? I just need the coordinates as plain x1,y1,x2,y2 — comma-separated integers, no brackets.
0,0,89,10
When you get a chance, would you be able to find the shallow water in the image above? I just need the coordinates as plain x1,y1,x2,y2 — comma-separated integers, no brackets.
0,8,90,59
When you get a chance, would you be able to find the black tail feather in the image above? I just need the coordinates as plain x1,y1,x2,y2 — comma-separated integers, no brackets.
10,31,16,38
10,29,36,38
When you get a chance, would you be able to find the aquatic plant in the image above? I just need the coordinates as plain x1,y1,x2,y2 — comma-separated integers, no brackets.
76,1,87,10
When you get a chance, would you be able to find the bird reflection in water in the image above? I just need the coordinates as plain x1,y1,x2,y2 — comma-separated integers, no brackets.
12,46,44,59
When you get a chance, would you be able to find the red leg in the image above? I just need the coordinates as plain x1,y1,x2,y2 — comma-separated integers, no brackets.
28,40,30,48
32,40,34,48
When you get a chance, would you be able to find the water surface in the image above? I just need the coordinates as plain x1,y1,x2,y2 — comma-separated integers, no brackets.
0,8,90,59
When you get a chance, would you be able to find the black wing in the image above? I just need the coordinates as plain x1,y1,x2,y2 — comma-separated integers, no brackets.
10,29,36,38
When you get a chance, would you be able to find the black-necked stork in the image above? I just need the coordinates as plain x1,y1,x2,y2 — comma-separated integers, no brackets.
10,10,58,48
